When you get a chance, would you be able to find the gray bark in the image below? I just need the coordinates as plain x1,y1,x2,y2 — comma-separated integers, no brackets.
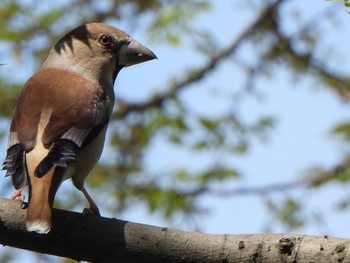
0,197,349,262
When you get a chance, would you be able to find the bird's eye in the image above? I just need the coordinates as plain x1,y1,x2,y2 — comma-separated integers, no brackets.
98,35,111,46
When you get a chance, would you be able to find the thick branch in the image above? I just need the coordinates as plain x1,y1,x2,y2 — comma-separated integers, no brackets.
0,198,350,263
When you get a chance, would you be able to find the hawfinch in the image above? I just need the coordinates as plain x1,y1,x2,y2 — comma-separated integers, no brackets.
2,23,156,234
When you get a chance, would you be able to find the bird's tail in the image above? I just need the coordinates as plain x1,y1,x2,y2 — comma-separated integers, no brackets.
26,168,62,234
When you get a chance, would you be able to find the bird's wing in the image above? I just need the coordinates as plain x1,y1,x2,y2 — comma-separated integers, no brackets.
3,68,112,187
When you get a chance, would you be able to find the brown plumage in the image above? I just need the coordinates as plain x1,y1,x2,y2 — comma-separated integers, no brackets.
3,23,156,233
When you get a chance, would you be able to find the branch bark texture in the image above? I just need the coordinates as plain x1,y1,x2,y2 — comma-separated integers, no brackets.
0,198,349,263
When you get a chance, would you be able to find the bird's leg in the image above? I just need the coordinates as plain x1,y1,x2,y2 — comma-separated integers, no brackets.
80,186,100,216
11,186,26,203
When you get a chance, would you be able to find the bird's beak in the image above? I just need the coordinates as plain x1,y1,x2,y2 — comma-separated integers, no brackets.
118,38,157,67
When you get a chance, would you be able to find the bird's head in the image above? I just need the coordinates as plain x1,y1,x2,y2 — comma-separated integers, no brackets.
43,23,157,85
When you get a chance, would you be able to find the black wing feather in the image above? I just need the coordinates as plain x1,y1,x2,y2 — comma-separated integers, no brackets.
2,144,27,190
35,139,79,178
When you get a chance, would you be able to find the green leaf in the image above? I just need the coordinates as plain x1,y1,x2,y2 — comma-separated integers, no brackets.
192,140,208,150
169,133,182,144
176,170,191,181
336,199,349,211
197,167,239,183
167,34,180,46
38,10,63,27
332,123,350,141
267,198,304,229
199,118,217,131
235,141,248,154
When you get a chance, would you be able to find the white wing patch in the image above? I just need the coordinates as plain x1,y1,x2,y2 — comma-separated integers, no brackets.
7,131,19,149
61,127,92,147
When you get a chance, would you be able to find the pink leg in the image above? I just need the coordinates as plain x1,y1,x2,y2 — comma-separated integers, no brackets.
11,186,26,203
81,187,100,216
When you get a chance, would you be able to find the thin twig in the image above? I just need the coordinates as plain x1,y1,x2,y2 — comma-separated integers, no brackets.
114,0,286,119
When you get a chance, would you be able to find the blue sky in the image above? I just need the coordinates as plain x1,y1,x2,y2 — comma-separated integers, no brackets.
2,0,350,261
92,0,350,238
117,0,350,237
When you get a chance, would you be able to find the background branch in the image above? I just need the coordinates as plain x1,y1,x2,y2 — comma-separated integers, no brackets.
114,0,285,118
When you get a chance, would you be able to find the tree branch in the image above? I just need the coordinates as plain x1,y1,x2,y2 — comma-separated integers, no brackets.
0,197,350,263
114,0,286,119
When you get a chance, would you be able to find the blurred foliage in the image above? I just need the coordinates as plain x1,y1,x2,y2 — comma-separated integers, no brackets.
325,0,350,12
2,0,350,261
0,252,14,263
266,197,304,230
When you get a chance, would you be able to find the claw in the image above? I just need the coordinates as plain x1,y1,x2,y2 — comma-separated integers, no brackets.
11,186,26,208
13,194,25,202
82,207,100,217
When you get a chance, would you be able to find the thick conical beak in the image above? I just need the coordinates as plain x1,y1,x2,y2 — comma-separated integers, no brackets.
118,37,157,66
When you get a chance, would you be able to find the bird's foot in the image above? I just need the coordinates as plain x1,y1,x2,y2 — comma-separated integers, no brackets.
11,188,25,201
82,207,100,217
79,186,100,216
11,187,26,208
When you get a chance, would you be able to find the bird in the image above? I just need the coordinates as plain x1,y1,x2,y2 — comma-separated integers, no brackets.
2,23,156,234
